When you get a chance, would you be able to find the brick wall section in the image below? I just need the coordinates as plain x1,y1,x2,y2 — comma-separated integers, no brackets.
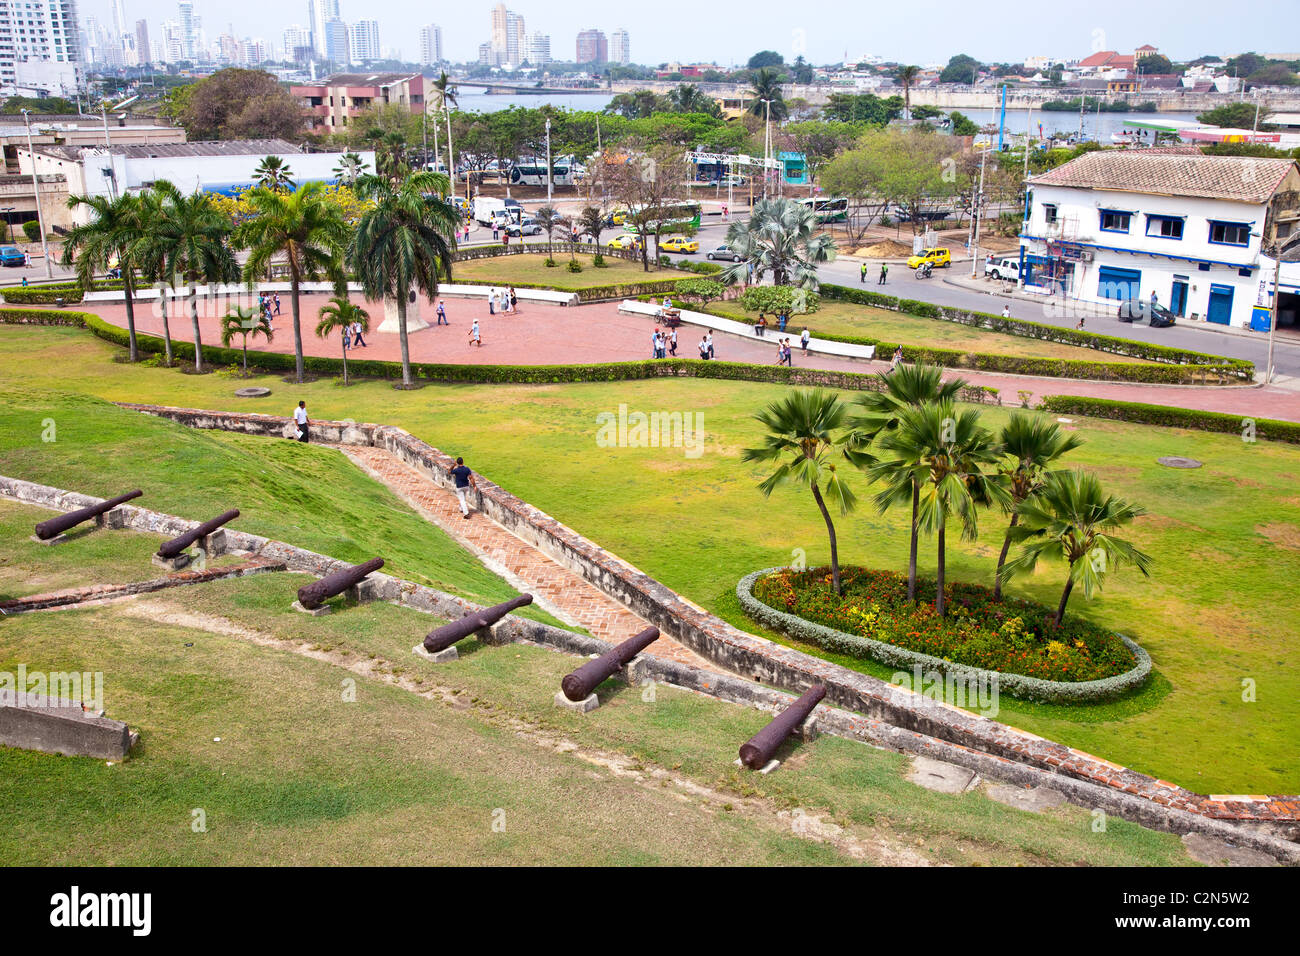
108,402,1300,835
6,466,1300,858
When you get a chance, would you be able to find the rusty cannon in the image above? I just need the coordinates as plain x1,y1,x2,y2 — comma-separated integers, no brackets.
738,684,826,771
558,625,659,711
33,490,143,542
295,557,385,614
155,508,240,565
418,594,533,662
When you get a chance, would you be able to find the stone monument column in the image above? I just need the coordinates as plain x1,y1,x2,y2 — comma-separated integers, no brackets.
378,289,427,334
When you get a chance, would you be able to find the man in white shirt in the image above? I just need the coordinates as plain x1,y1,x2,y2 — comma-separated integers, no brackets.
488,288,496,315
292,401,309,443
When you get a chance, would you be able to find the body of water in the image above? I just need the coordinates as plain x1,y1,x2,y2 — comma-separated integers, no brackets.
946,108,1203,143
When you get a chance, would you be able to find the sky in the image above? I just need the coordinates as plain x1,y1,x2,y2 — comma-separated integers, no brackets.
89,0,1298,67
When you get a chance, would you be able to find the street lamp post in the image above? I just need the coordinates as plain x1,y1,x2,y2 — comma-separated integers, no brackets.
545,118,552,204
969,147,989,279
761,99,773,200
21,110,53,279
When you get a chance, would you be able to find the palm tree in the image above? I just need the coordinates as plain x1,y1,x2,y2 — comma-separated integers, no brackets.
873,400,1004,616
718,198,836,289
741,389,873,596
316,296,370,387
350,170,458,387
143,180,238,372
253,155,295,191
895,65,922,120
992,414,1084,599
431,72,459,199
534,204,564,259
370,130,410,183
333,152,368,186
60,192,148,362
576,206,605,246
232,181,351,384
133,186,175,365
219,305,273,375
1004,470,1152,626
852,363,965,602
746,67,788,121
668,84,719,116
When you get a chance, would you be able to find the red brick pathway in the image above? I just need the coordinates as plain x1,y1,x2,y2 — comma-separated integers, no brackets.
61,293,1300,422
336,443,709,668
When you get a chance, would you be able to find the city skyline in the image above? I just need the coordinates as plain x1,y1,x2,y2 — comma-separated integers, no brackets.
78,0,1298,67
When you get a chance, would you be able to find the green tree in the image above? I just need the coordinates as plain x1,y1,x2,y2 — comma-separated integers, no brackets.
747,50,785,71
533,204,565,259
821,128,959,234
60,193,149,362
175,68,302,140
991,414,1083,599
939,54,982,84
431,72,459,196
315,296,370,386
333,152,369,185
575,205,605,248
853,364,965,602
741,390,872,595
1004,470,1152,625
1197,102,1273,130
948,111,980,136
718,198,836,289
253,155,295,190
667,84,721,117
791,55,814,85
747,68,788,122
1137,53,1174,75
219,305,273,375
873,400,1004,616
894,65,922,119
350,171,458,387
142,180,239,371
233,182,351,383
822,92,903,125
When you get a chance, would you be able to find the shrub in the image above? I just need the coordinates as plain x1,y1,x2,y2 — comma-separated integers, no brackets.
737,285,822,315
593,253,607,268
566,260,583,273
544,257,557,268
739,567,1151,703
1038,395,1300,445
674,278,725,305
21,220,40,242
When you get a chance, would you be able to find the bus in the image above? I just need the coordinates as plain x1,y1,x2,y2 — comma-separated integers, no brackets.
509,161,580,188
622,202,702,233
797,197,849,224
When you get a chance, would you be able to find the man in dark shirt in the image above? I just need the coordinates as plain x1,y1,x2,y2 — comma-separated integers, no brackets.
450,457,474,519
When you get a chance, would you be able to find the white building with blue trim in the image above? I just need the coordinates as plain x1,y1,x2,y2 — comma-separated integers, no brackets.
1019,151,1300,330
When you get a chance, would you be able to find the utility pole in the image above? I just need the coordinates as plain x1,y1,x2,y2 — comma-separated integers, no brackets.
761,98,772,200
545,117,552,204
1266,227,1281,384
969,147,988,279
1024,101,1034,181
21,110,53,279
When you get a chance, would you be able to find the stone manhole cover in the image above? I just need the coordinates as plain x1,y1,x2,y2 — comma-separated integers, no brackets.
1158,456,1202,469
234,387,272,398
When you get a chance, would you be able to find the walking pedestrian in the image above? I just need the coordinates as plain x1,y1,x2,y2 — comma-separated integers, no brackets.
705,331,715,359
342,324,351,351
860,261,868,284
487,288,496,315
878,263,889,285
492,223,499,241
273,293,281,316
436,300,449,325
669,328,678,356
698,335,710,360
509,287,518,313
1001,304,1011,318
887,345,903,375
778,311,788,332
292,401,309,442
351,320,367,348
450,456,475,519
468,318,482,347
800,327,810,355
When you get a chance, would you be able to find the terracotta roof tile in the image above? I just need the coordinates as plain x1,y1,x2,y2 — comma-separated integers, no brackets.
1028,151,1297,204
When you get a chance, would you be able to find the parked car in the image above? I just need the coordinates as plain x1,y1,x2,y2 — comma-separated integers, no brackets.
706,244,743,262
607,234,642,250
721,174,748,187
1118,299,1177,328
984,256,1021,281
0,245,23,267
659,236,699,254
906,248,951,270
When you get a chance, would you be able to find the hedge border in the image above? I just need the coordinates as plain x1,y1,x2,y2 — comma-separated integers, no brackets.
737,567,1152,704
0,306,1001,400
1039,394,1300,445
819,282,1254,383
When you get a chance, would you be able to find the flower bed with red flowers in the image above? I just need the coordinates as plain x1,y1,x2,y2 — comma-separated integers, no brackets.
752,566,1136,684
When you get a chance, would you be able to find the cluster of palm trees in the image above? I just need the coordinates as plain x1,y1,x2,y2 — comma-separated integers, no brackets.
719,197,837,290
60,159,458,387
743,365,1152,626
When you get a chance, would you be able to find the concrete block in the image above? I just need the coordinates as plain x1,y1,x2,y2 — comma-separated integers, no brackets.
0,696,138,760
31,534,66,546
759,759,781,775
794,716,819,743
291,600,331,616
412,644,459,663
554,690,599,713
152,552,193,572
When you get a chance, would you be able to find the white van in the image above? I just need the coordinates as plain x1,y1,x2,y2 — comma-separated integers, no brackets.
984,256,1021,281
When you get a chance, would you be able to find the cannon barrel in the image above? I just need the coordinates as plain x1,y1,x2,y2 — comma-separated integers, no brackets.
739,685,826,769
424,594,534,653
297,557,385,610
560,626,659,702
157,509,240,559
34,490,142,540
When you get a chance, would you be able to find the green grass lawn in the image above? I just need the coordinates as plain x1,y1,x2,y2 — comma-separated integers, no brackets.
0,574,1191,865
453,252,690,289
1,324,1296,794
706,299,1158,363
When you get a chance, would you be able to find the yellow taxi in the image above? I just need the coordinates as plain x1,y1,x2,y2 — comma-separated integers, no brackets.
659,236,699,254
607,234,643,250
906,247,951,269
